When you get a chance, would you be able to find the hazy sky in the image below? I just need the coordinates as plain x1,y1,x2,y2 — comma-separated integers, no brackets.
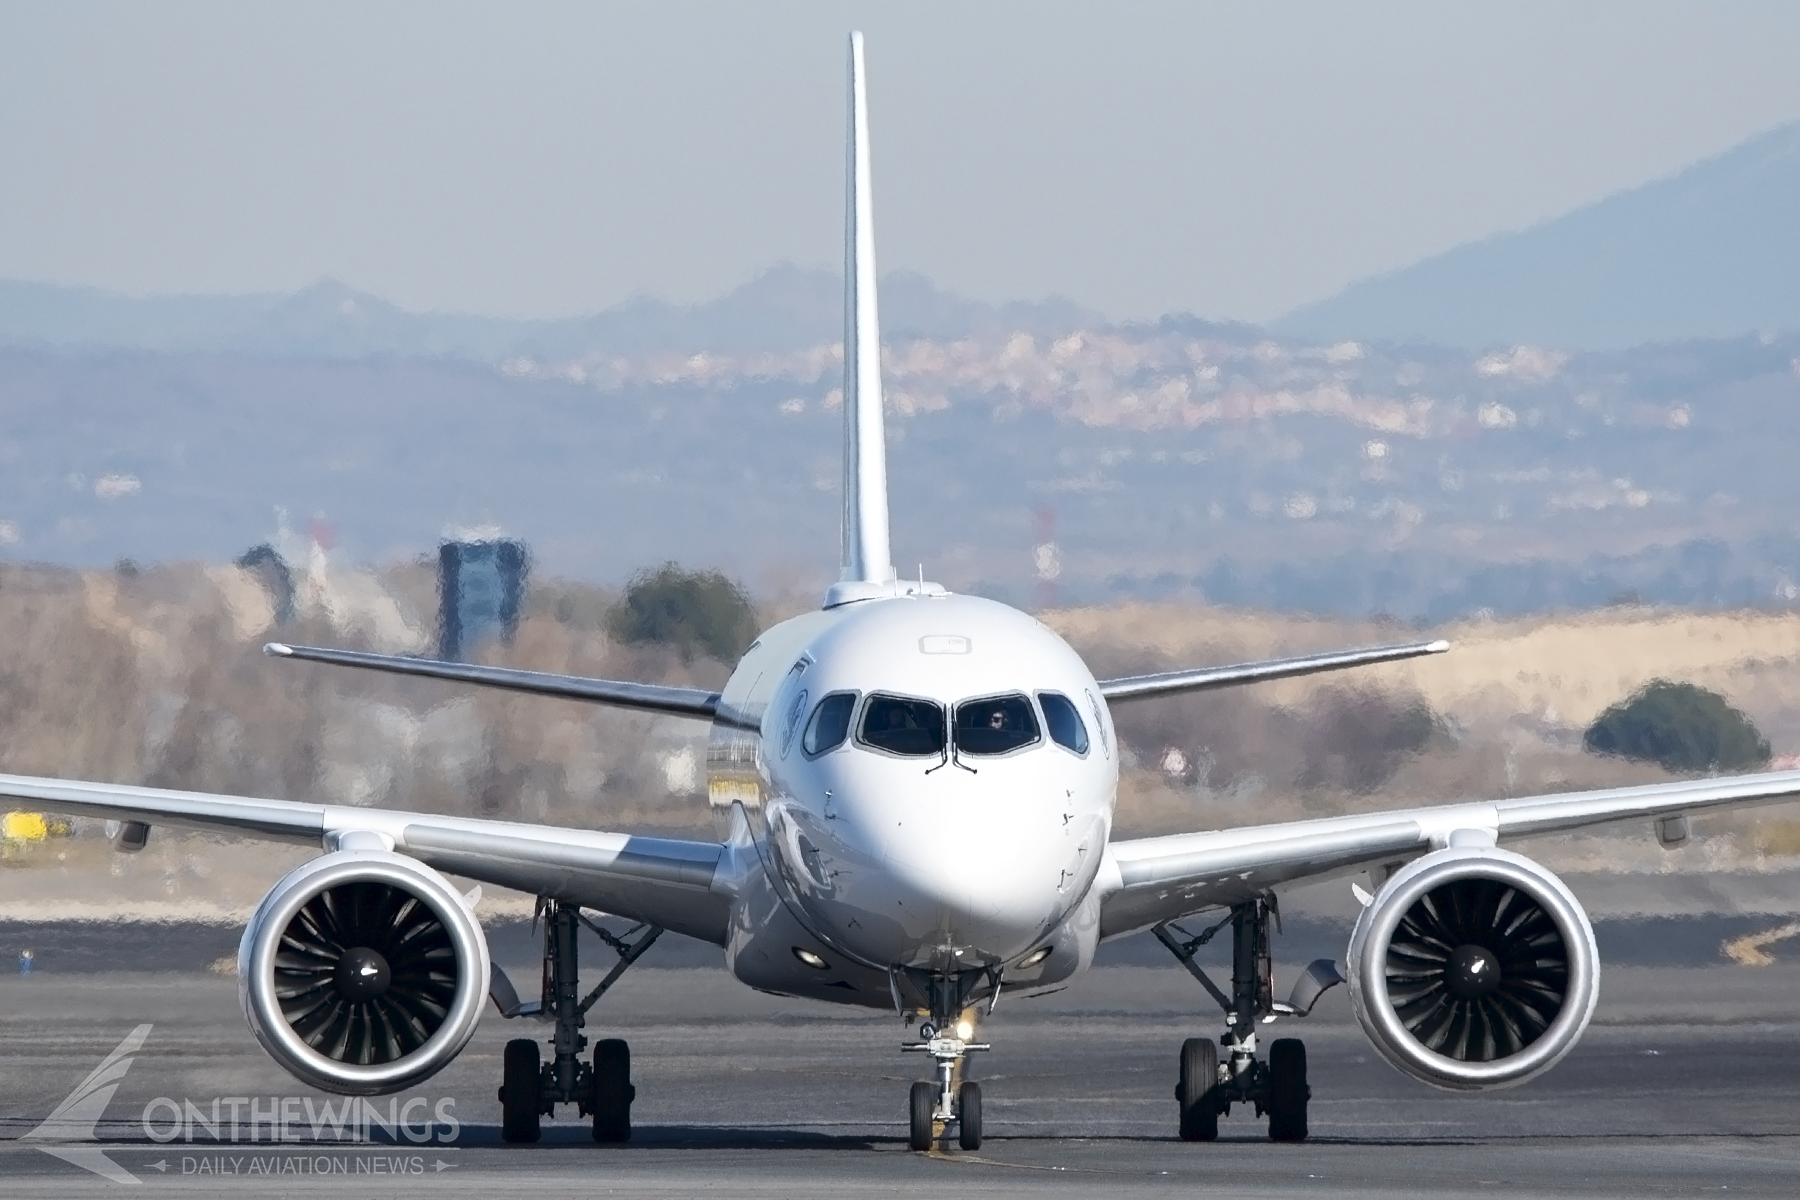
2,3,1799,324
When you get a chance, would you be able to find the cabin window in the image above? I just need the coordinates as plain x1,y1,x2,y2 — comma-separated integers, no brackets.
953,693,1040,756
1037,691,1090,756
803,692,858,756
859,694,946,757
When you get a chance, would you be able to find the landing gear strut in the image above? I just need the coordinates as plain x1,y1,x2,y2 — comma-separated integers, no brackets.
899,969,991,1151
1156,896,1335,1143
495,899,662,1144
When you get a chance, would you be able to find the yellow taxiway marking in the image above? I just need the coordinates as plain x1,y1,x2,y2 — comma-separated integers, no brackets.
1723,919,1800,966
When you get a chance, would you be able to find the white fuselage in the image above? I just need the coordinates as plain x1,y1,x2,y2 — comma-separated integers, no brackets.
706,592,1117,994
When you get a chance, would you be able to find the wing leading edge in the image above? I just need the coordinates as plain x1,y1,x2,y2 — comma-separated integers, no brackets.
0,771,734,944
1097,639,1449,702
1097,766,1800,939
265,642,720,720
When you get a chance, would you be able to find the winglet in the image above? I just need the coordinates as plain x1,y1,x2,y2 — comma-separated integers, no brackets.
839,30,895,588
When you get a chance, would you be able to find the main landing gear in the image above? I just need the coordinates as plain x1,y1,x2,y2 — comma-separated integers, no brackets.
899,969,992,1152
495,899,662,1144
1155,896,1341,1144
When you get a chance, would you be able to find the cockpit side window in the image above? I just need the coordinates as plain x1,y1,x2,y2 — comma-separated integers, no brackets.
954,693,1040,756
1037,691,1090,756
803,692,858,757
858,694,946,757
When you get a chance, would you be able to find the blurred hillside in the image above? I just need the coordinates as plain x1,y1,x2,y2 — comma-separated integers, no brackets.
0,266,1099,362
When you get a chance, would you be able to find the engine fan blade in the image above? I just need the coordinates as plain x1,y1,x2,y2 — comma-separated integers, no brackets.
1385,878,1568,1063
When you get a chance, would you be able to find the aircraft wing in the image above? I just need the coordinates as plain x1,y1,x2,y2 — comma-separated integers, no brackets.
1096,767,1800,939
264,642,721,720
0,772,733,944
1097,638,1449,702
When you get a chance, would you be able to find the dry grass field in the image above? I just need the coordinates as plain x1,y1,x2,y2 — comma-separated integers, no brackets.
1050,602,1800,738
5,561,1800,912
1048,601,1800,861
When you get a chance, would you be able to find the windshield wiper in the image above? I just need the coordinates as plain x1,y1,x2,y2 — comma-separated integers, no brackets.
924,726,976,775
930,735,978,776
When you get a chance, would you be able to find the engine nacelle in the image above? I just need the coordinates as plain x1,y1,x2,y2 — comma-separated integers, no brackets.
1347,846,1599,1091
238,850,491,1095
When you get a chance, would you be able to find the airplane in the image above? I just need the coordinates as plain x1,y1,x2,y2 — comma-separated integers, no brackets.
7,31,1800,1153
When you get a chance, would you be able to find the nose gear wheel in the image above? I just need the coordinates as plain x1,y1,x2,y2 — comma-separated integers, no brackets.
908,1081,934,1151
957,1081,983,1151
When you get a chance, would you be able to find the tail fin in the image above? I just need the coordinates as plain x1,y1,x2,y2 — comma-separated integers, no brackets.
839,31,894,587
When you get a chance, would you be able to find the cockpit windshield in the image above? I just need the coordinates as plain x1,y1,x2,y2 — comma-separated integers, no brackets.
953,693,1040,756
859,694,947,757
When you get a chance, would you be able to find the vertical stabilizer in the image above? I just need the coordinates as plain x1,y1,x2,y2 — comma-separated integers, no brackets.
840,31,895,587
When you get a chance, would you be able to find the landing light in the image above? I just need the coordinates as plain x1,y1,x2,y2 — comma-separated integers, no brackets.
792,947,830,970
955,1020,974,1040
1017,946,1053,969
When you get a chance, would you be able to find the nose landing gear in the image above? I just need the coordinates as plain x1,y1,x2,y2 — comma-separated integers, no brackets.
1156,896,1340,1143
898,969,992,1151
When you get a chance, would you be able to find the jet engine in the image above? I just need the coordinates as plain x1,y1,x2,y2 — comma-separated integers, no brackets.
238,849,491,1095
1346,845,1599,1091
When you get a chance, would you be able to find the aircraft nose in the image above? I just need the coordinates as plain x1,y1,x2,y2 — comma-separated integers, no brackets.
878,804,1087,960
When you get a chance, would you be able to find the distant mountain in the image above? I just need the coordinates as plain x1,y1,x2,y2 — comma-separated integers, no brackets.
0,266,1101,362
1276,121,1800,350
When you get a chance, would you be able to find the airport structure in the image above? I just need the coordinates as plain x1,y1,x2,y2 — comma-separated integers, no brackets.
235,543,296,626
438,537,528,661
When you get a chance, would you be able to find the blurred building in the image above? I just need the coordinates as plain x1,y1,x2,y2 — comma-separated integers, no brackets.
438,537,528,660
235,543,296,624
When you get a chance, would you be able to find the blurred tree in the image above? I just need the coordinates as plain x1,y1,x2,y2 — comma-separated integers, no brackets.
1583,679,1769,773
607,563,757,663
536,581,611,631
1298,686,1441,793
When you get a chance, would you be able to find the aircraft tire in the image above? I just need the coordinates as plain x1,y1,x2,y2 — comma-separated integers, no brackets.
500,1039,542,1144
1178,1037,1218,1141
1266,1038,1308,1143
591,1038,635,1143
909,1081,935,1151
958,1081,983,1151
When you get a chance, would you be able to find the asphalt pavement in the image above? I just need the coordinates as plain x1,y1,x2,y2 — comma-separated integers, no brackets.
4,923,1800,1197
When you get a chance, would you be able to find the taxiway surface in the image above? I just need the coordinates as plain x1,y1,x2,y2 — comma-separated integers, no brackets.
3,921,1800,1197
